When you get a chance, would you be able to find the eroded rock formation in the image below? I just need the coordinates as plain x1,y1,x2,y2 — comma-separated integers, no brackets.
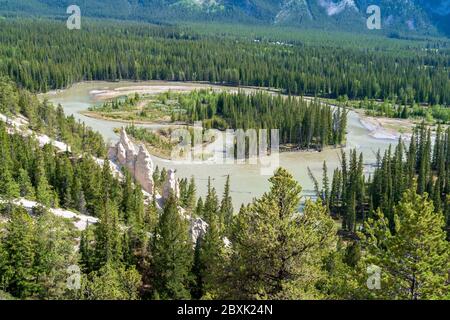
109,128,209,244
109,127,154,195
189,217,208,244
135,145,155,194
162,168,180,200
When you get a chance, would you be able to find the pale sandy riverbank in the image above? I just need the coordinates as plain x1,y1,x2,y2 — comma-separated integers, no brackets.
357,111,414,141
43,80,417,144
45,81,402,208
89,82,414,143
90,82,247,101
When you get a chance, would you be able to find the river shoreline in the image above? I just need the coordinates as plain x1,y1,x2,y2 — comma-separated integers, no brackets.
355,110,415,141
44,79,414,144
44,80,403,208
42,79,282,99
84,109,344,159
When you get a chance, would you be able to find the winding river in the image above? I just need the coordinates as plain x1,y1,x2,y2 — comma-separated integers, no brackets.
46,81,398,208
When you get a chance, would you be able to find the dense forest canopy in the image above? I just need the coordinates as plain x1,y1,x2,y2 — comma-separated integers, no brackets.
0,76,105,156
0,16,449,301
316,123,450,238
174,90,347,149
0,18,449,105
90,89,348,149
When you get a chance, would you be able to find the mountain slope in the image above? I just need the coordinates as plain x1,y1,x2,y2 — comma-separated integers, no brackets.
418,0,450,35
0,0,449,36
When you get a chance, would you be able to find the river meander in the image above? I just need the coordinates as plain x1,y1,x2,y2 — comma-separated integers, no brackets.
46,81,399,208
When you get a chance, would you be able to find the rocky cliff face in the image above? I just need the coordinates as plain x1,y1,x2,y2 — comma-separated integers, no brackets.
189,216,209,244
162,168,180,200
109,128,181,202
109,127,210,244
135,145,155,195
109,127,155,195
109,127,183,202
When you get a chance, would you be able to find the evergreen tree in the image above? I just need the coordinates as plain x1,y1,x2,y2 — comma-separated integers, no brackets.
0,124,19,198
33,211,78,299
185,176,197,211
195,197,204,217
360,184,450,299
81,262,141,300
34,153,54,207
197,212,227,299
151,193,192,299
329,169,341,216
120,169,134,223
17,168,34,199
79,225,95,274
322,161,330,211
220,175,234,233
228,168,337,299
203,178,220,225
93,199,122,270
0,207,36,298
190,239,203,300
343,241,361,268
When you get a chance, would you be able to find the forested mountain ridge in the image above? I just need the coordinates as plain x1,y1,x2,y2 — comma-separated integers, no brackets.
1,0,449,36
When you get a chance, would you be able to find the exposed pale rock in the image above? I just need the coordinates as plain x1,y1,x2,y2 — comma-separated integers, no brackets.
117,141,127,165
120,127,137,158
108,145,118,160
109,128,183,203
186,215,230,247
135,145,154,194
162,169,180,200
189,217,208,244
223,236,231,248
1,112,71,153
109,127,155,194
1,198,98,231
93,157,123,179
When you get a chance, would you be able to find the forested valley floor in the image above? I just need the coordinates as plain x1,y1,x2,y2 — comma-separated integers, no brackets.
0,18,449,300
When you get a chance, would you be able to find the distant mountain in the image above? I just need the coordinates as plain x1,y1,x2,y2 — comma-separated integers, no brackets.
418,0,450,35
0,0,449,36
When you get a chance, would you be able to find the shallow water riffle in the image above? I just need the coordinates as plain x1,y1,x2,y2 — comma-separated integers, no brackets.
46,81,398,208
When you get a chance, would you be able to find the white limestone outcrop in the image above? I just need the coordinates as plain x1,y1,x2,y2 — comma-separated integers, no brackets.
162,168,180,200
135,145,155,194
1,198,98,231
189,217,208,244
109,127,155,194
108,128,210,244
0,113,71,153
